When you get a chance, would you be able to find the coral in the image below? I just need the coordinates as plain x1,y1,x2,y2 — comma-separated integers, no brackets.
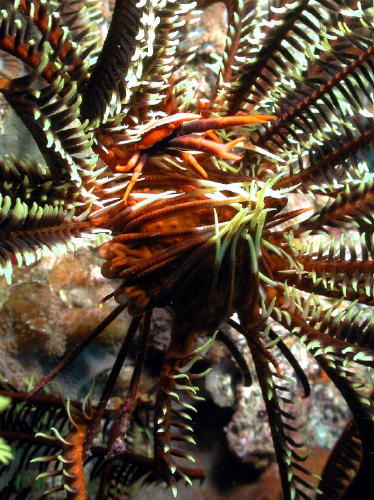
0,247,128,391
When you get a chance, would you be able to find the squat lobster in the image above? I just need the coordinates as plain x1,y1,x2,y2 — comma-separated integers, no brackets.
95,112,276,203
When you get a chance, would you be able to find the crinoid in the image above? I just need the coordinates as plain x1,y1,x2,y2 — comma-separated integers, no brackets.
1,0,374,498
0,381,158,498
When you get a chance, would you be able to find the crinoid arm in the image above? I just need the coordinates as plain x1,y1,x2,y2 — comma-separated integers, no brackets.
0,384,158,499
152,328,214,495
0,155,93,284
317,418,362,500
0,2,104,282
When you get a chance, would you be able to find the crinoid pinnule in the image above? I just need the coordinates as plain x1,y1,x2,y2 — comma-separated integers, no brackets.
1,0,374,498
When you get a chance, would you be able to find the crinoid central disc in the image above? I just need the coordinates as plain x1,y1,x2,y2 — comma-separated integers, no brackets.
96,175,289,326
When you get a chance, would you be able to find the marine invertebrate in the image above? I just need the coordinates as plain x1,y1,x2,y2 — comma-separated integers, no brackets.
0,383,158,498
1,0,374,498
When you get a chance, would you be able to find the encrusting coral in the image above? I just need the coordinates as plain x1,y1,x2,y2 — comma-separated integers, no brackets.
0,248,129,391
1,0,374,499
